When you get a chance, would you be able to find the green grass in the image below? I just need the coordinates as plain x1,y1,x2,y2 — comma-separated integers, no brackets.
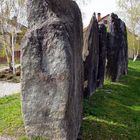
0,60,140,140
81,60,140,140
0,94,25,139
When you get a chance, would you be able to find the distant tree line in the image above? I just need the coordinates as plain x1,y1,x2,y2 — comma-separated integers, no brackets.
117,0,140,61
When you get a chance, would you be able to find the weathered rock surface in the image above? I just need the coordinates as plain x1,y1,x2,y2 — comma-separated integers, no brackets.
83,15,99,97
106,13,128,82
97,24,107,88
120,21,128,76
21,0,83,140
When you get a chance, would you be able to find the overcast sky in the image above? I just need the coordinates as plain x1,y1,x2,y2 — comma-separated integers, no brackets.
76,0,117,27
19,0,118,27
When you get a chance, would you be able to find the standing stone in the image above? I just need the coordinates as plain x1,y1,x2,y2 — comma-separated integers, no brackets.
106,13,128,82
120,21,128,76
97,24,107,88
106,13,120,82
83,14,99,97
21,0,83,140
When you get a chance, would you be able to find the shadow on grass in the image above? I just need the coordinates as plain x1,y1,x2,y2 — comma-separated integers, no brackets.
81,61,140,140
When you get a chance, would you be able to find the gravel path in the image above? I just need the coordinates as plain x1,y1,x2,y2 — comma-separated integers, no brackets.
0,81,21,97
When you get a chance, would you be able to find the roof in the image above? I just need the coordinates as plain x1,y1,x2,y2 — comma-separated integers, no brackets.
98,14,110,23
83,14,110,32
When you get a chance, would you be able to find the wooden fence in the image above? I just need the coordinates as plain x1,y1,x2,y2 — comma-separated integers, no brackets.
0,51,20,64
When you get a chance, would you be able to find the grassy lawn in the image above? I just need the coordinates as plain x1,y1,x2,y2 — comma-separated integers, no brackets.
0,94,26,139
0,60,140,140
82,60,140,140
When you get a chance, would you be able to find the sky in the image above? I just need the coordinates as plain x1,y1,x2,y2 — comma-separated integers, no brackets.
75,0,117,27
18,0,118,27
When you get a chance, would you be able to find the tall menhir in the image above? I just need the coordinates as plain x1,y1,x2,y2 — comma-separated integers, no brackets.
21,0,83,140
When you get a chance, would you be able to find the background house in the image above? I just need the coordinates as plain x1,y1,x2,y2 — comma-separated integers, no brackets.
98,13,140,59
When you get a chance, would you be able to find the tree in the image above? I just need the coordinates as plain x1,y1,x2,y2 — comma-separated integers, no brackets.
116,0,140,61
0,0,12,70
0,0,26,74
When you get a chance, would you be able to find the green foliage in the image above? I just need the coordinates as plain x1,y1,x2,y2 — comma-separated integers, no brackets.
0,43,4,56
116,0,140,57
81,60,140,139
116,0,140,32
127,30,140,57
0,41,6,57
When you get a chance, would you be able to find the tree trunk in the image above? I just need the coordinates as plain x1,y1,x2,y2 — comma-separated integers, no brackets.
133,50,138,62
1,25,12,70
3,41,10,67
11,33,16,74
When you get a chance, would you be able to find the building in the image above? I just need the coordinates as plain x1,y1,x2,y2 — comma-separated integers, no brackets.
98,13,110,31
